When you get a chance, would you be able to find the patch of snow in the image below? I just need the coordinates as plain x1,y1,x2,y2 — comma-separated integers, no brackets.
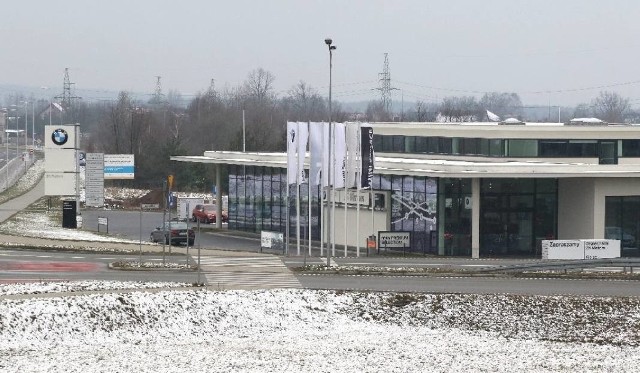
0,210,145,243
1,284,640,371
570,117,604,123
0,281,191,296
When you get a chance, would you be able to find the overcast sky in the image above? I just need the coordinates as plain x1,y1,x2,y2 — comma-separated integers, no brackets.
2,0,640,106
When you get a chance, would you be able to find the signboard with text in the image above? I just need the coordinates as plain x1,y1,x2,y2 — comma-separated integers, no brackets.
104,154,135,179
85,153,104,207
542,239,621,260
378,231,412,249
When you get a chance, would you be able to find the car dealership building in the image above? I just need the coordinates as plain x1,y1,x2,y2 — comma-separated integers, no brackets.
172,120,640,258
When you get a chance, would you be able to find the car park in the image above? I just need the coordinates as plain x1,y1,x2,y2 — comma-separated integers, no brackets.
150,221,195,245
191,204,228,224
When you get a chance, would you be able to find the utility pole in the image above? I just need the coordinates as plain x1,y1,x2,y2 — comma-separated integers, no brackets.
153,76,164,103
375,53,399,117
54,68,81,122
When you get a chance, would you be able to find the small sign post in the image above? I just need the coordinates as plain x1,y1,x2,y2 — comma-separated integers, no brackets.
377,231,412,254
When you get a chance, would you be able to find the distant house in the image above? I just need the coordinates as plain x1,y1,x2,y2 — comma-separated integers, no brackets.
39,102,65,121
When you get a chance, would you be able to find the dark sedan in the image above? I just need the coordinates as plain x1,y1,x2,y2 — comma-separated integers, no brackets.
150,221,195,246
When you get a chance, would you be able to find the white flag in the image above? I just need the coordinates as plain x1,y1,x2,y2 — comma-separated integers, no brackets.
286,122,298,185
333,122,346,189
309,122,329,186
345,122,359,188
297,122,309,185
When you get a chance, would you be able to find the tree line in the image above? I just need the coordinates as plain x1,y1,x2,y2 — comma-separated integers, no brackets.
2,69,636,192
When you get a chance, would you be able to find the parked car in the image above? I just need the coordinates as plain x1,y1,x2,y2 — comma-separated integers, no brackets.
191,204,228,224
150,221,195,246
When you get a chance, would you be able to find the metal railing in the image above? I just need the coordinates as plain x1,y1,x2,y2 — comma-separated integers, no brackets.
476,257,640,273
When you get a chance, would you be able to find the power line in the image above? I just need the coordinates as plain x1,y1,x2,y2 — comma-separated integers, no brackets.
395,78,640,96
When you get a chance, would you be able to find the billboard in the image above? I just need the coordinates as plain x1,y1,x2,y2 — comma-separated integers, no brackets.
44,125,79,196
45,172,77,196
104,154,135,179
85,153,105,207
44,148,77,172
542,239,621,260
44,125,79,150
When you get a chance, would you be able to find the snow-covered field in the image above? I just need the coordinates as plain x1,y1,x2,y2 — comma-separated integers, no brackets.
3,163,640,372
2,284,640,372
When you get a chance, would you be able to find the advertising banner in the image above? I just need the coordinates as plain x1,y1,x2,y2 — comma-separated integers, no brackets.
360,125,374,189
104,154,135,179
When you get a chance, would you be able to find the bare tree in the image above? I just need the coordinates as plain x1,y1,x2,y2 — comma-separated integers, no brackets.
101,91,133,153
592,91,629,123
415,100,429,122
244,68,275,103
573,103,592,118
284,81,326,121
479,92,522,119
365,100,391,122
438,96,480,122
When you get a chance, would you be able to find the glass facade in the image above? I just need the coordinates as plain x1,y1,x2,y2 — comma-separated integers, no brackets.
228,165,322,240
227,166,559,258
371,174,438,254
480,179,557,257
374,135,633,163
438,179,472,256
605,196,640,257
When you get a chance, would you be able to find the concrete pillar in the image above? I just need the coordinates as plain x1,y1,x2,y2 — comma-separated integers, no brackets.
216,164,222,229
471,178,480,259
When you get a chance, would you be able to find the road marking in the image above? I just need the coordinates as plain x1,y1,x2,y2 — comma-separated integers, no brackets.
200,255,301,290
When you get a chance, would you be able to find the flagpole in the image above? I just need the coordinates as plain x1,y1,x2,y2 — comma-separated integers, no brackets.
296,181,301,256
296,122,302,256
356,122,361,257
285,127,290,256
344,123,349,258
325,38,336,265
319,122,324,257
331,122,336,257
308,123,312,256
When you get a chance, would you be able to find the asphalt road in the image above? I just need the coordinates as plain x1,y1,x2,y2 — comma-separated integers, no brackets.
80,209,257,252
296,273,640,296
43,210,640,296
0,249,198,284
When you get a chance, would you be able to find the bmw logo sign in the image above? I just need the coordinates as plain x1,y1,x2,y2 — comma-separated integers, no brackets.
51,128,68,146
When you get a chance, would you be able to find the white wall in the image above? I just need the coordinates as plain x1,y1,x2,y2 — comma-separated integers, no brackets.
559,178,640,240
558,178,596,240
326,205,389,250
593,178,640,238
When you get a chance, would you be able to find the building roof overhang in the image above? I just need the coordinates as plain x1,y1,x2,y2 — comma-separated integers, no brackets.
171,151,640,179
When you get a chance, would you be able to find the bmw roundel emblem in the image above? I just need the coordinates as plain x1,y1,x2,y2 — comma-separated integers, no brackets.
51,128,68,146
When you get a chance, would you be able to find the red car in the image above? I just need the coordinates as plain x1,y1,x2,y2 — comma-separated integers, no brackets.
191,204,228,224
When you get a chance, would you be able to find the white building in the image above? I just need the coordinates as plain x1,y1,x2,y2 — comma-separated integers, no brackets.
172,120,640,258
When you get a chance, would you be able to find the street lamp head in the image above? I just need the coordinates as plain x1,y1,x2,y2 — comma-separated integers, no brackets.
324,38,332,46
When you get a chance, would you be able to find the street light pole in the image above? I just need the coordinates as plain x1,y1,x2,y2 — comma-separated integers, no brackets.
24,101,28,171
325,38,336,267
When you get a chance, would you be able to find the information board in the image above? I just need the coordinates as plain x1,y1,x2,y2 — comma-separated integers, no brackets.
378,231,411,249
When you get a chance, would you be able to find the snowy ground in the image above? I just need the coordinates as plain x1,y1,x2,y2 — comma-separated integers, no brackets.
2,284,640,372
3,163,640,372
